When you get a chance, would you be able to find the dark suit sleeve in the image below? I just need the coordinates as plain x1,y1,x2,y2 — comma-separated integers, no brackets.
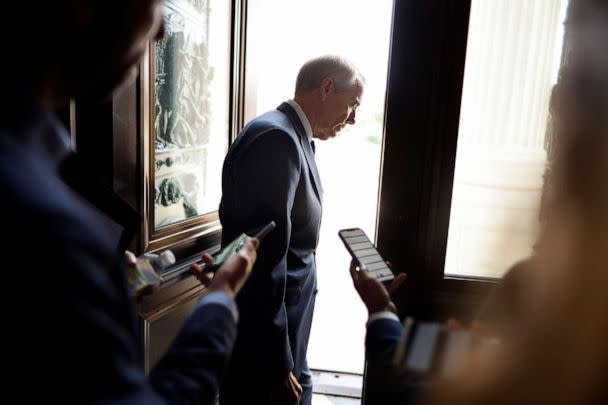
36,211,236,405
223,129,301,378
364,319,431,405
365,318,404,390
149,303,238,404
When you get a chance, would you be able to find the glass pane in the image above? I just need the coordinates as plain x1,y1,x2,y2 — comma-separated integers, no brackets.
153,0,230,229
445,0,568,278
245,0,393,375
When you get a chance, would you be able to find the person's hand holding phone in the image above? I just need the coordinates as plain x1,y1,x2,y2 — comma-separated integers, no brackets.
191,238,259,298
350,260,407,315
338,228,395,283
190,220,274,294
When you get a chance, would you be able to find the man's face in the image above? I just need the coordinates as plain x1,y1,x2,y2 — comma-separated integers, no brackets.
68,0,165,99
314,82,363,140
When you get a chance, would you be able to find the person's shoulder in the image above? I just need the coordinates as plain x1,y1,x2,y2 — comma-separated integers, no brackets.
244,109,295,136
0,148,118,259
0,148,122,303
231,111,300,154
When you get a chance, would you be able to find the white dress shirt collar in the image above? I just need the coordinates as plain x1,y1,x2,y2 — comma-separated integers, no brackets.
286,99,313,143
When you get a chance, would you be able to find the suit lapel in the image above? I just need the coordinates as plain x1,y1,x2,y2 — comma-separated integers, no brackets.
277,102,323,201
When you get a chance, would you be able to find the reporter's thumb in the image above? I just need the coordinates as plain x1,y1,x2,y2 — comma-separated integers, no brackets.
238,238,259,260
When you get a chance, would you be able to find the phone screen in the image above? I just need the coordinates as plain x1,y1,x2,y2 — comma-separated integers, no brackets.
339,228,394,283
211,233,251,269
207,221,277,272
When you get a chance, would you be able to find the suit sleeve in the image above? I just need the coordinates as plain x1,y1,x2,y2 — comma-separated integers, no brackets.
35,211,237,405
149,301,238,404
4,130,234,404
222,129,301,378
364,319,431,405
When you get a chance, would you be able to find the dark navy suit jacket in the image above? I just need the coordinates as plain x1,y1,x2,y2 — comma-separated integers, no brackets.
219,102,323,393
2,93,236,404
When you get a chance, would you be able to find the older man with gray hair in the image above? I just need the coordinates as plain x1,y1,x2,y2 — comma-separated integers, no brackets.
218,55,365,405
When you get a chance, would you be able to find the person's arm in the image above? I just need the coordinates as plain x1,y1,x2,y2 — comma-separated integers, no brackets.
221,130,300,380
349,260,406,355
149,239,259,404
43,211,256,404
350,262,428,405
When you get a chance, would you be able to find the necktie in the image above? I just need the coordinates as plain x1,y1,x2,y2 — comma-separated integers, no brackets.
310,140,316,154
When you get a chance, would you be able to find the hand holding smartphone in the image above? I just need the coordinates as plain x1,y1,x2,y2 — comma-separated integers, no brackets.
204,221,276,272
338,227,395,283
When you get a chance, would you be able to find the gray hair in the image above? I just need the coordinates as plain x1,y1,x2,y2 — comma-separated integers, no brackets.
295,55,366,93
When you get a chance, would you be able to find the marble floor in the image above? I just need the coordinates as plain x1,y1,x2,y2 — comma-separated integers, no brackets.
311,370,362,405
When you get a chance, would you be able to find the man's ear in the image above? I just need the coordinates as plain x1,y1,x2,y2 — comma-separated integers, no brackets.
320,77,335,101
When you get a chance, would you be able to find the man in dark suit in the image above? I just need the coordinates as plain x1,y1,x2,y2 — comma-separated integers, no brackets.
218,55,365,404
1,2,259,403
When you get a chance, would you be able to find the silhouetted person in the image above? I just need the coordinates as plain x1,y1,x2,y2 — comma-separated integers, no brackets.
1,2,259,403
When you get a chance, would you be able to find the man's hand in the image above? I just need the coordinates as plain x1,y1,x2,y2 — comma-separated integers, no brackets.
189,252,215,287
349,260,407,315
270,371,303,405
190,238,259,298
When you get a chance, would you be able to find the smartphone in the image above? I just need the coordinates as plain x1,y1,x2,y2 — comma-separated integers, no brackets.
205,220,276,272
338,227,395,283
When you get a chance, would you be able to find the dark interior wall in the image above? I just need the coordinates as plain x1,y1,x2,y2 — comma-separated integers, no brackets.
73,99,114,182
65,93,141,253
112,84,140,212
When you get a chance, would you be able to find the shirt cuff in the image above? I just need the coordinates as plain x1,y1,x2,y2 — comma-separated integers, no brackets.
367,310,399,326
194,291,239,323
